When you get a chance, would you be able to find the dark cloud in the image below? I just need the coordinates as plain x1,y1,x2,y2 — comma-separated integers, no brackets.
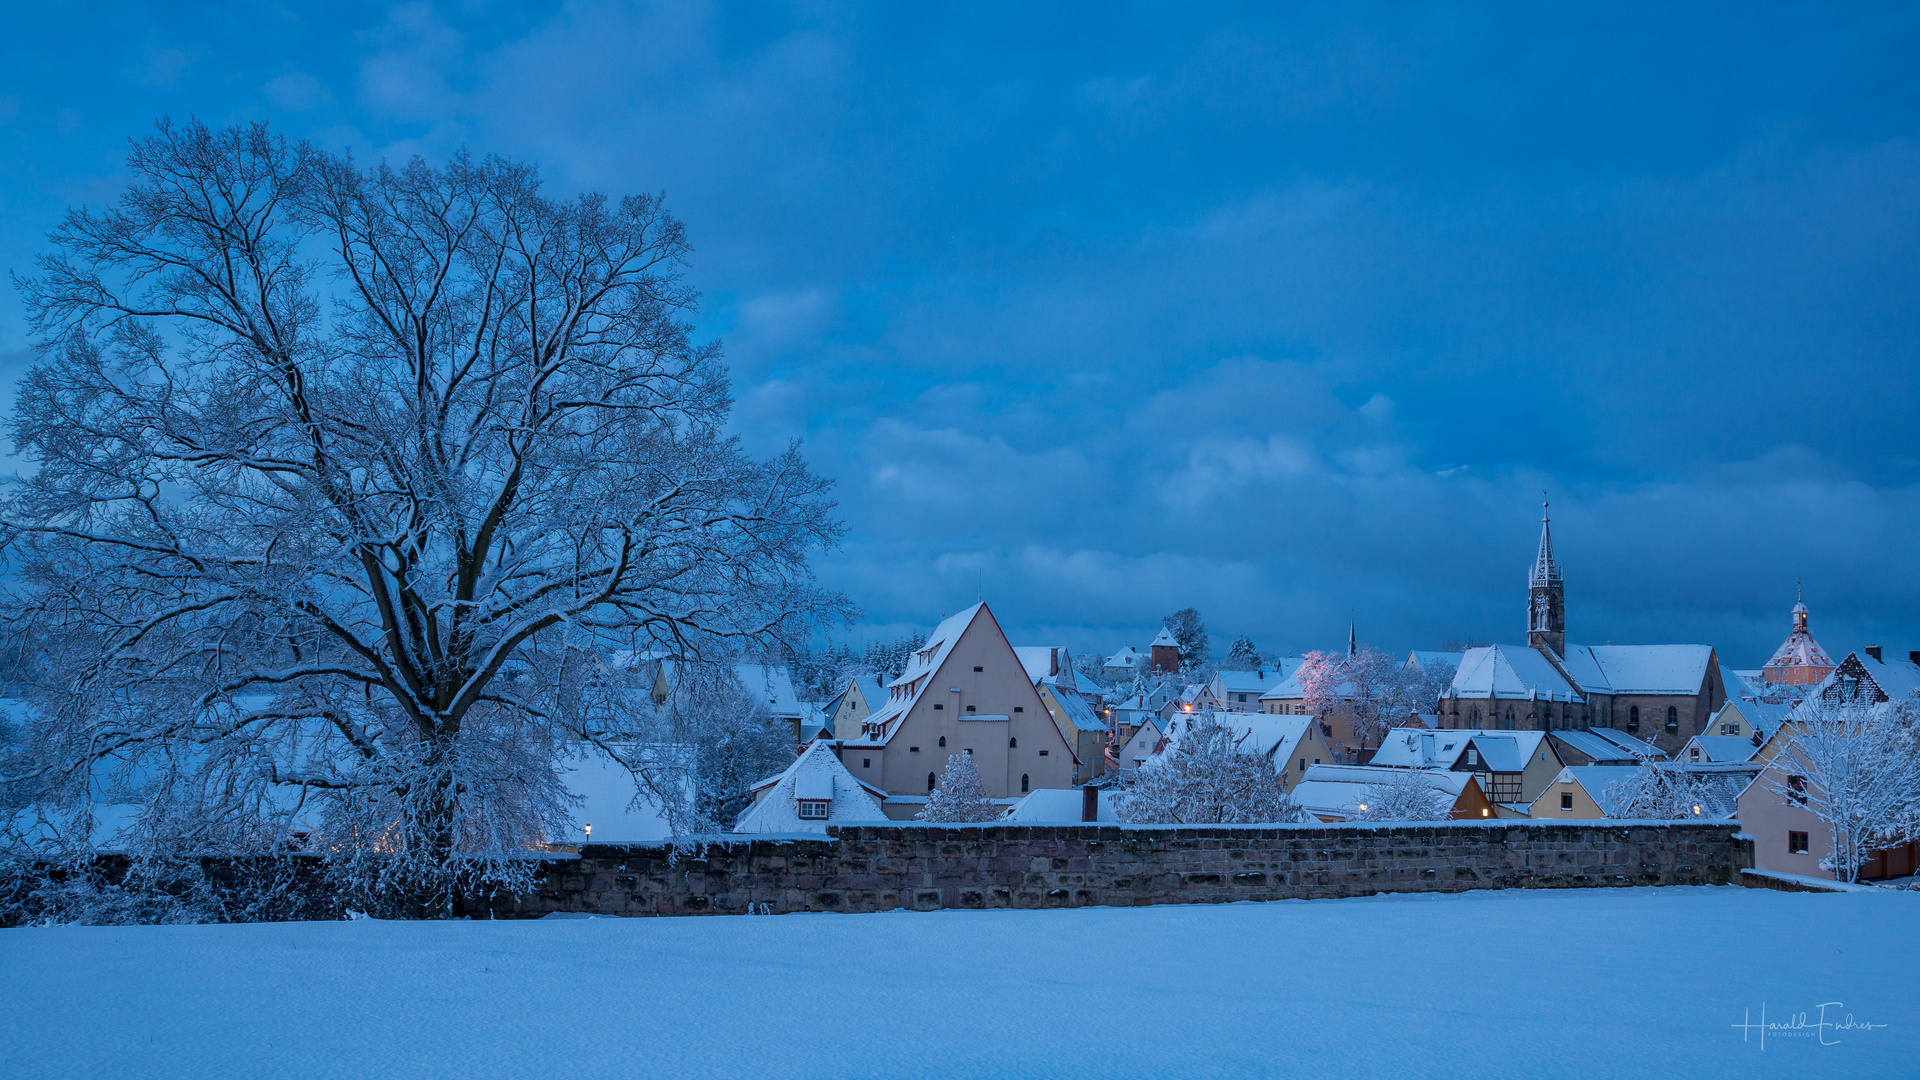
0,1,1915,665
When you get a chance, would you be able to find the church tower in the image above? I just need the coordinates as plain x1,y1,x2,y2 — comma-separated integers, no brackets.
1528,500,1565,656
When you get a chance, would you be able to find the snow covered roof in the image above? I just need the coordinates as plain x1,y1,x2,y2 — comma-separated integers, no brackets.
1216,662,1298,695
1549,727,1661,764
1559,644,1713,695
1003,787,1117,823
1556,763,1760,819
733,663,805,720
1045,684,1110,733
1150,627,1179,649
1367,728,1550,772
554,743,675,844
1162,711,1318,775
1405,651,1464,672
1291,764,1475,820
1718,699,1793,743
1014,646,1077,689
734,743,887,834
1682,736,1758,764
1449,645,1581,700
1851,651,1920,701
1104,645,1142,669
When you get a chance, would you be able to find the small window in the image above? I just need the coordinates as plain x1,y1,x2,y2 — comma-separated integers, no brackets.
1628,706,1640,732
1014,707,1024,713
973,666,983,672
1009,737,1018,748
1666,706,1679,732
1466,748,1478,766
964,747,973,755
1039,750,1048,755
797,800,829,820
1313,758,1320,765
862,758,871,768
1298,758,1305,771
966,705,976,712
1021,774,1030,792
927,772,937,792
1789,831,1809,854
1689,747,1700,761
1560,792,1573,811
910,746,920,753
938,736,946,747
933,703,943,710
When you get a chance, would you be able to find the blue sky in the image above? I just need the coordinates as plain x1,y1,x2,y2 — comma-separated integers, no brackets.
1,2,1916,666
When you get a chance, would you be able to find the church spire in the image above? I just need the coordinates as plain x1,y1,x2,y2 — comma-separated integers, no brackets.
1527,495,1566,657
1347,620,1357,658
1531,496,1561,587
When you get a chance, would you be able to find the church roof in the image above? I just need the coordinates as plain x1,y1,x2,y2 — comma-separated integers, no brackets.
1558,645,1714,695
1150,626,1179,649
1450,644,1581,701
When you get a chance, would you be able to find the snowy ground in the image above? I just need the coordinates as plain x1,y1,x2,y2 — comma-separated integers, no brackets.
3,886,1914,1079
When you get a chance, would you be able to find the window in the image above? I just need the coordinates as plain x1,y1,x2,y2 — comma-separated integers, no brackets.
1299,758,1306,771
1313,758,1321,765
973,666,983,672
964,747,973,755
797,800,829,820
1009,737,1017,748
1789,831,1809,854
1666,706,1679,732
1039,750,1049,755
1466,748,1478,766
1628,706,1640,732
1014,707,1024,713
1021,774,1030,792
1560,792,1574,810
933,703,943,710
927,772,937,792
966,705,976,712
862,758,871,768
1689,747,1700,761
938,736,946,747
1788,775,1808,805
910,746,920,753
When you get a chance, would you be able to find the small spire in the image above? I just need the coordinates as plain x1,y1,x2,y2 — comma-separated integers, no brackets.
1347,619,1357,658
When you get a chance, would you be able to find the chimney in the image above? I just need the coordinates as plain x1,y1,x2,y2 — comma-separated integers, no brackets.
1866,645,1882,662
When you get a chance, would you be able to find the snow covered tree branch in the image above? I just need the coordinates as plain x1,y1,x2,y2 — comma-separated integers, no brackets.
916,753,999,823
1,119,848,913
1765,699,1920,883
1116,713,1303,824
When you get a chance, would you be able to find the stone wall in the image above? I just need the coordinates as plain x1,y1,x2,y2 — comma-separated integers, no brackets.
486,820,1744,918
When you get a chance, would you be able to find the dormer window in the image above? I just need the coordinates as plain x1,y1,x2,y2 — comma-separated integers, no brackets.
1466,748,1477,766
797,799,829,820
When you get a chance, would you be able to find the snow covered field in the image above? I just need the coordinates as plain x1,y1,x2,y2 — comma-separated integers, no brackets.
3,886,1913,1079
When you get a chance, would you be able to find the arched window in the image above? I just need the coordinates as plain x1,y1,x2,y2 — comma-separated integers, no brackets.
938,736,946,747
1666,706,1679,731
1021,774,1030,793
1009,737,1017,748
927,772,937,792
1628,705,1640,731
1470,707,1480,723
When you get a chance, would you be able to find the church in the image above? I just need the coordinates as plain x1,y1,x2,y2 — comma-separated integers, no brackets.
1436,505,1729,757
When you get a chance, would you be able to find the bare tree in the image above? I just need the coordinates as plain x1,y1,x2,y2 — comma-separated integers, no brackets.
0,120,845,913
1116,712,1304,824
1765,700,1920,883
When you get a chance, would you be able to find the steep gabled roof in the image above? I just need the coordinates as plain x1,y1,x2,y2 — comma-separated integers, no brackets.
734,742,887,833
1150,626,1179,649
1162,711,1317,776
1367,728,1550,772
1681,735,1758,763
1291,764,1477,819
860,603,986,738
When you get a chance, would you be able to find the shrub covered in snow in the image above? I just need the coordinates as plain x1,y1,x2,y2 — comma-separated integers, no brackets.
1117,713,1303,824
916,754,1001,823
